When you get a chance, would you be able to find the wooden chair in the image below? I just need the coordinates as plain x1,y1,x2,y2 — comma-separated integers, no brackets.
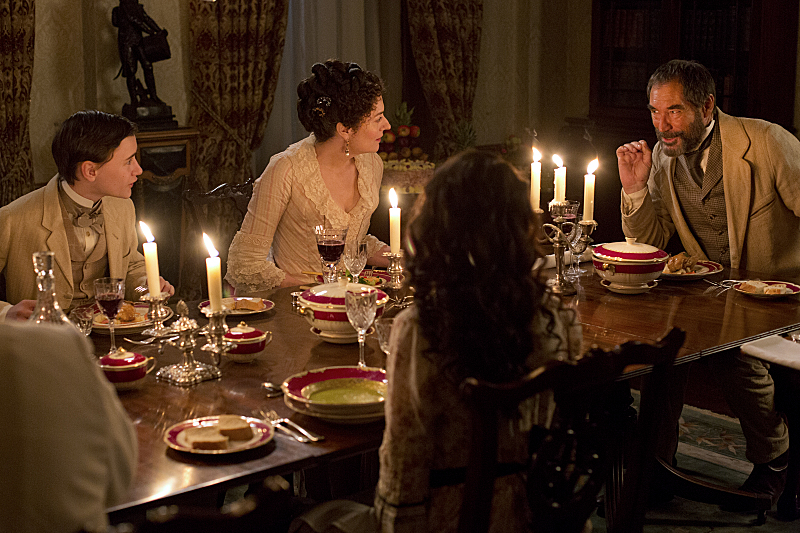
179,178,254,298
458,327,686,533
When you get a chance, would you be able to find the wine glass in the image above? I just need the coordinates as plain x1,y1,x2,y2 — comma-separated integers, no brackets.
375,316,394,357
94,277,125,355
561,200,584,278
345,288,378,368
315,226,348,283
69,307,94,336
343,240,369,283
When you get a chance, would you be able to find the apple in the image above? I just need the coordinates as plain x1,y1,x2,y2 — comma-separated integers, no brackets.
397,125,411,137
409,125,420,138
399,147,412,158
378,151,388,161
396,137,411,148
411,147,423,158
382,143,394,153
387,152,399,160
382,131,396,143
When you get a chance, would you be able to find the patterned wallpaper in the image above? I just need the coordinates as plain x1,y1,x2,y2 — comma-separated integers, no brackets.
30,0,189,184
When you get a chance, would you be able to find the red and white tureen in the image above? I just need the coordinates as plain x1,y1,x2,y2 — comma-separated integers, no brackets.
297,281,389,337
592,238,668,294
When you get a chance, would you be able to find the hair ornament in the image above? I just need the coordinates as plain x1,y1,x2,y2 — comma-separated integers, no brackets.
312,96,332,118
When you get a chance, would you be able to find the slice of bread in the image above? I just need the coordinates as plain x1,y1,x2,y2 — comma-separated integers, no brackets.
217,415,254,440
185,426,229,450
740,281,767,294
764,284,789,295
233,298,263,311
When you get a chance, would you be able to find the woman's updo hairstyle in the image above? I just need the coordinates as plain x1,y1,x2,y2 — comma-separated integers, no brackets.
297,59,384,142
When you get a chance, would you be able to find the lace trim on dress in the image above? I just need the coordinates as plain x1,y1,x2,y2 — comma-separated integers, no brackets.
225,231,285,292
292,135,379,230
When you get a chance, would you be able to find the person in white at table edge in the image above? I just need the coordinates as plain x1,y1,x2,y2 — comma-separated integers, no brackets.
0,110,174,321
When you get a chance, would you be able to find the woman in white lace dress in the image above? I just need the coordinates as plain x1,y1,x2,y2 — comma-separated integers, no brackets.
226,60,391,294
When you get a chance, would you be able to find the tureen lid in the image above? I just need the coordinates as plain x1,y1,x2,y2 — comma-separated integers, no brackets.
224,321,268,342
99,348,145,368
299,282,389,307
593,238,668,263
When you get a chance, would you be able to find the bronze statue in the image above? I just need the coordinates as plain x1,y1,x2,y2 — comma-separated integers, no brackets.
112,0,177,130
112,0,169,106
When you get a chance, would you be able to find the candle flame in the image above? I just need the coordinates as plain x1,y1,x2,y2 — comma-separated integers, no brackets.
202,233,219,258
139,221,155,243
587,158,599,175
389,188,398,208
552,154,563,168
532,147,541,162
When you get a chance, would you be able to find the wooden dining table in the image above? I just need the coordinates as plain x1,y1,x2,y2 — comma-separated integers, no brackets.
103,265,800,525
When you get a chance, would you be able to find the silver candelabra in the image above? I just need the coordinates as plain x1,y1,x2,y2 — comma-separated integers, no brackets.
542,201,597,296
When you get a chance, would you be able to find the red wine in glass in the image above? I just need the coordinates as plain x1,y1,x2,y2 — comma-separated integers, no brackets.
97,294,123,320
317,239,345,262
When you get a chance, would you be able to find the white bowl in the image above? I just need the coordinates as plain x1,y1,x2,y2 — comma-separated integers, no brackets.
592,238,668,289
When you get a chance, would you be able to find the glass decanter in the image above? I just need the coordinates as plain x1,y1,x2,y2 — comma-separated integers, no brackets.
29,251,71,326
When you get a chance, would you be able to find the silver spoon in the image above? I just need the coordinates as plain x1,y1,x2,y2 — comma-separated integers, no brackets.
261,382,283,397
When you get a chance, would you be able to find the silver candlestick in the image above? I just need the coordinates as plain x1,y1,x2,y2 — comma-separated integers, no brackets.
200,307,235,365
543,201,597,296
382,251,412,310
156,301,222,387
139,291,172,337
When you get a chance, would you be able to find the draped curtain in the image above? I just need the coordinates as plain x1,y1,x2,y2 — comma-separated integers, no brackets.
185,0,288,297
0,0,35,206
406,0,483,160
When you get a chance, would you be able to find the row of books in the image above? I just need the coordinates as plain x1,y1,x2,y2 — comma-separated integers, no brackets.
601,5,751,53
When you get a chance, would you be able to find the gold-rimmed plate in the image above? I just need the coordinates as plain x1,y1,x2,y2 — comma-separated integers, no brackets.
733,281,800,299
660,260,723,280
164,415,274,454
198,297,275,315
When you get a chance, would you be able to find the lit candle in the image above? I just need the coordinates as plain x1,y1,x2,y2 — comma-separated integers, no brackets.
389,188,401,254
553,154,566,202
583,159,599,222
139,221,161,297
202,233,223,312
531,147,541,210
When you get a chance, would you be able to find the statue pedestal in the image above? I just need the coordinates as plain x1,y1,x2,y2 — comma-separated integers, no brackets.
123,103,178,131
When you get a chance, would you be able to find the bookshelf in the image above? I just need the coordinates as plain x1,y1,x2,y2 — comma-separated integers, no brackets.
589,0,798,132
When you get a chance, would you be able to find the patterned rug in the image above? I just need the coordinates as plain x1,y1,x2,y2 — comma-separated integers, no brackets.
589,394,797,531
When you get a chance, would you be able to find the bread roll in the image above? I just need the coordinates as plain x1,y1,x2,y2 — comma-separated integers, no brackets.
117,302,137,322
217,415,254,440
185,426,229,450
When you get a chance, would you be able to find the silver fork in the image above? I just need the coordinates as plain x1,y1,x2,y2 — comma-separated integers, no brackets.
124,335,178,345
257,409,309,442
262,409,324,442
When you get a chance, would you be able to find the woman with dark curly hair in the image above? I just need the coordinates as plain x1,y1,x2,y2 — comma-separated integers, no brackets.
226,60,391,293
290,151,582,533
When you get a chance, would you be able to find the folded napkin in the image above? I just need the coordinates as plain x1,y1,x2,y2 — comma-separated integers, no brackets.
740,335,800,371
534,248,594,270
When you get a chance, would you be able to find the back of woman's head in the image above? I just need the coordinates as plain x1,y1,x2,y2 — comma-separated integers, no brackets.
407,150,549,382
297,59,384,142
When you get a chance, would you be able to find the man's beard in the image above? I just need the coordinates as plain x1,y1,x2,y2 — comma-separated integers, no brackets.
657,110,706,157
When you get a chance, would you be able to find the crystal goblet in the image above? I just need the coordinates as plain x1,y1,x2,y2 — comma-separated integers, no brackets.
375,316,394,357
344,240,369,282
94,277,125,355
315,226,348,284
345,287,378,368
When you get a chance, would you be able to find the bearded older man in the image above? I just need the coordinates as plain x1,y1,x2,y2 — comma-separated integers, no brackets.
617,59,800,507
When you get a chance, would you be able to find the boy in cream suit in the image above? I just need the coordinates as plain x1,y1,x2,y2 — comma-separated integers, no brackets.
0,110,173,320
